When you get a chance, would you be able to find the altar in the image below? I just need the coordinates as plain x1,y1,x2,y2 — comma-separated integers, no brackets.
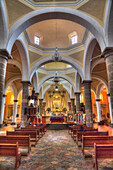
50,116,64,123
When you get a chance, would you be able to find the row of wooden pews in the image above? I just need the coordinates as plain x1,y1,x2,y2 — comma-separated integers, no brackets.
0,124,47,169
68,124,113,170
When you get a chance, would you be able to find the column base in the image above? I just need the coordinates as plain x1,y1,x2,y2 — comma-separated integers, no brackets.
11,122,16,125
110,124,113,127
0,124,4,128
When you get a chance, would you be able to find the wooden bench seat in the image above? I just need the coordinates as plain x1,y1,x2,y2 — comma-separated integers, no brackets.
0,135,31,156
76,131,108,146
0,142,21,169
93,143,113,170
7,131,38,146
82,136,113,158
25,126,45,137
72,128,98,139
16,128,40,139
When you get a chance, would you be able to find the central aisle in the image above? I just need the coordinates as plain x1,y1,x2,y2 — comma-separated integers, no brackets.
19,130,94,170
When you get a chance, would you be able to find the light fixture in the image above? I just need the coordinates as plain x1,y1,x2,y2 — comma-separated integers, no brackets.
55,86,58,91
52,72,60,83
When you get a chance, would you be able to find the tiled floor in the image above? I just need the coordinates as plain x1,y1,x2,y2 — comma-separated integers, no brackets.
0,124,113,169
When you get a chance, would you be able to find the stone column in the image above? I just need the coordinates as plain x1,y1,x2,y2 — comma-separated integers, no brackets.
0,50,12,127
39,99,43,116
107,94,113,124
21,81,30,127
68,102,71,111
96,99,101,123
75,92,81,112
11,100,18,125
83,80,93,127
103,48,113,126
1,94,7,125
43,101,46,115
71,98,75,112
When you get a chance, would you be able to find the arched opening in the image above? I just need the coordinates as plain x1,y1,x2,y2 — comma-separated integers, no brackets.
4,88,14,124
100,88,110,124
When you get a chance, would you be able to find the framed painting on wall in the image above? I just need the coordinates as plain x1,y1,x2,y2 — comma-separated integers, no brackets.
67,113,74,123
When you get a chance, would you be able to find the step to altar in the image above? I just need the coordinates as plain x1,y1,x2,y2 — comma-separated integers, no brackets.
46,123,75,130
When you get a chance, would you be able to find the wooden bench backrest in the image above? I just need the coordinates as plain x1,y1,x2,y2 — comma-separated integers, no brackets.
0,135,30,146
0,142,18,156
83,136,113,147
77,131,108,140
94,143,113,158
7,131,37,138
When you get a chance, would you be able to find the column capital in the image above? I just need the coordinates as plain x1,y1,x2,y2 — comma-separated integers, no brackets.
82,80,92,84
107,93,110,96
35,92,39,96
74,92,81,95
0,49,12,60
21,81,31,85
102,47,113,58
14,100,18,102
3,94,7,97
70,98,75,100
95,99,101,102
39,98,43,101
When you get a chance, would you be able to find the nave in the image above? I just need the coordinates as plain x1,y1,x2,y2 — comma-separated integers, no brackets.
0,124,113,170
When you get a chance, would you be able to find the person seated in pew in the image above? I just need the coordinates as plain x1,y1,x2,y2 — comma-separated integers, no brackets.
79,125,86,142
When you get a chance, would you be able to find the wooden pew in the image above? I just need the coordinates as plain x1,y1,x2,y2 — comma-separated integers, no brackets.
0,142,21,169
93,143,113,170
76,131,108,146
25,125,45,137
0,135,31,156
72,128,98,140
7,131,38,146
16,128,40,139
82,136,113,158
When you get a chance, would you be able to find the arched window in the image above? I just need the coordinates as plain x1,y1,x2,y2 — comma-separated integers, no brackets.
34,35,40,45
71,35,77,45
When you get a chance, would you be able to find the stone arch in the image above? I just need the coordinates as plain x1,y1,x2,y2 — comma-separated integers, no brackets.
104,0,113,46
83,35,97,80
15,36,30,81
8,59,22,74
96,83,105,99
7,7,105,53
30,56,83,81
75,72,81,92
42,84,71,98
0,0,8,49
92,75,108,93
38,74,75,92
4,75,21,94
91,58,104,72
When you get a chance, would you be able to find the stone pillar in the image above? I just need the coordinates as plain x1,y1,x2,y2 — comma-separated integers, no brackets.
11,100,18,125
21,81,30,127
0,50,12,127
1,94,7,125
43,101,46,115
75,92,81,112
96,99,101,123
107,94,113,124
103,48,113,126
71,98,75,112
83,80,93,127
39,99,43,116
68,102,71,111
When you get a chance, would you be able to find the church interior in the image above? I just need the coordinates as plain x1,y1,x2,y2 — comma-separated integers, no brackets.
0,0,113,169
